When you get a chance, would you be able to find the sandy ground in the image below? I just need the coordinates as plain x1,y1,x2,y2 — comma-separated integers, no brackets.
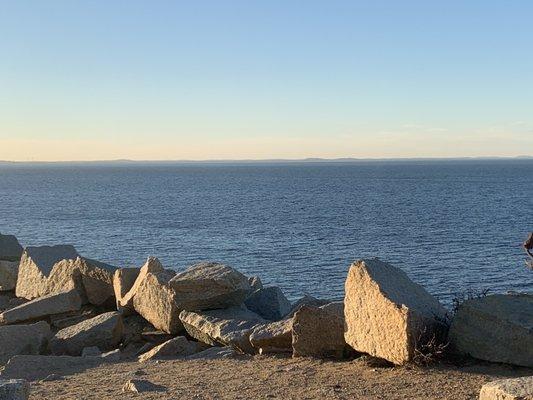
26,354,532,400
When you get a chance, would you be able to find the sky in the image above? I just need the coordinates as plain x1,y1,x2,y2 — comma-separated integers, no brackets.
1,1,532,161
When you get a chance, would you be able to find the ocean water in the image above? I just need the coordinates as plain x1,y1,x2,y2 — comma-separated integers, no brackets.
1,160,532,307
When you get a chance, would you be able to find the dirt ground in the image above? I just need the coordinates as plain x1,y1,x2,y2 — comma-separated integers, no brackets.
26,354,532,400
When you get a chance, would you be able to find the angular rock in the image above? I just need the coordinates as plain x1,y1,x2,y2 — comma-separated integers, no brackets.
448,294,533,367
0,355,102,381
138,336,204,362
180,306,264,353
292,303,346,359
344,258,448,365
113,267,140,314
0,234,23,262
49,306,100,330
287,295,329,317
0,379,29,400
81,346,102,357
248,276,263,291
122,315,155,345
169,262,252,310
15,246,117,306
118,257,165,310
186,346,240,360
132,268,181,334
50,311,123,356
0,290,82,325
479,376,533,400
0,321,51,364
122,379,166,393
245,286,291,321
0,260,18,292
249,318,292,354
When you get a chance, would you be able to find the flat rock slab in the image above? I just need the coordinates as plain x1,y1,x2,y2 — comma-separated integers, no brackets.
169,262,252,310
0,260,19,292
292,302,346,359
449,294,533,367
0,289,82,325
344,258,447,365
50,311,123,356
0,234,23,262
0,355,103,381
0,321,51,365
249,318,292,354
479,376,533,400
180,306,264,353
0,378,29,400
138,336,204,362
245,286,292,321
122,379,167,393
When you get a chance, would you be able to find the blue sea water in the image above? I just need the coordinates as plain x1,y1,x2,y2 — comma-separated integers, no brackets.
0,160,532,306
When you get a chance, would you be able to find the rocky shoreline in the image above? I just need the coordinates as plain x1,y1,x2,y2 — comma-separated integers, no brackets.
0,232,531,400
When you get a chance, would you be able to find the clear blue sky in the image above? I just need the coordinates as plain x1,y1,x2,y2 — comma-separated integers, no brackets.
1,1,532,160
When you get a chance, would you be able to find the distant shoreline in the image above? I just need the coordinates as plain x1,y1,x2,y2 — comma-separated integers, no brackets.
1,156,532,166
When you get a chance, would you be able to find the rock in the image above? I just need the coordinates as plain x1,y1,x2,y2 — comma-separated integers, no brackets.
113,267,140,314
292,303,346,359
448,294,533,367
180,306,264,353
344,258,448,365
249,318,292,354
479,376,533,400
0,379,29,400
141,331,174,344
15,245,80,300
0,234,23,262
132,268,182,334
287,295,329,317
15,246,117,306
50,311,123,356
138,336,204,362
169,262,252,310
122,379,167,393
0,355,103,381
49,306,100,329
122,315,155,346
249,276,263,291
40,374,64,382
0,290,82,325
100,349,121,362
81,346,102,357
186,346,240,360
0,261,19,292
118,257,165,311
245,286,292,321
0,321,51,364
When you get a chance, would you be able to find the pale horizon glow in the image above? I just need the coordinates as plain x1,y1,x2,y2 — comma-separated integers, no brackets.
1,1,532,161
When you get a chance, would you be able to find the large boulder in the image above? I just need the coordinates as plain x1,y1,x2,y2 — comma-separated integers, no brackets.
0,234,23,262
179,306,264,353
0,260,19,292
448,294,533,367
138,336,205,362
0,321,51,364
49,311,123,356
113,267,140,314
169,262,252,310
287,295,329,317
292,302,346,359
76,258,117,306
0,289,82,325
0,379,29,400
249,318,292,354
118,257,165,311
344,258,448,365
244,286,291,321
132,268,181,334
479,376,533,400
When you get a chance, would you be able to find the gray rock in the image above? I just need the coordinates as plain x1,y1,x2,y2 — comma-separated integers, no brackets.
287,294,329,317
138,336,205,362
0,379,29,400
50,311,123,356
186,346,240,360
0,289,82,325
249,318,292,354
179,306,264,353
40,374,64,382
479,376,533,400
0,321,51,364
0,261,19,292
344,258,448,365
449,294,533,367
0,234,23,262
248,276,263,291
100,349,121,362
122,379,167,393
169,262,252,310
81,346,102,357
292,303,346,359
244,286,292,321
